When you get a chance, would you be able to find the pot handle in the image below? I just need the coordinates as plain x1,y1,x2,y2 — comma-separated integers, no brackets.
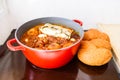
73,19,83,26
7,38,25,51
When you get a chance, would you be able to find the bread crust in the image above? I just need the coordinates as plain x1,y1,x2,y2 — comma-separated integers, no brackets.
78,29,112,66
90,39,111,50
83,29,110,41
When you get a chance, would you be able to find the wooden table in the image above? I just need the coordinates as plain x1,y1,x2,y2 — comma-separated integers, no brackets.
0,30,119,80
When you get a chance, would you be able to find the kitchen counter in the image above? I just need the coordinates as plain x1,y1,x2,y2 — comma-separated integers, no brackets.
0,30,119,80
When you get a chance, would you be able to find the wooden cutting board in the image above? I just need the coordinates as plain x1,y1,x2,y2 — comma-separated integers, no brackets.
97,24,120,73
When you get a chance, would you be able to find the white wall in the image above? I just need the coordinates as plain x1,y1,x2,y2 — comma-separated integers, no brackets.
0,0,120,44
7,0,120,29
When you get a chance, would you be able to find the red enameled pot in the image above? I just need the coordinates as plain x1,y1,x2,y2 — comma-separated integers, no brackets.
7,17,84,69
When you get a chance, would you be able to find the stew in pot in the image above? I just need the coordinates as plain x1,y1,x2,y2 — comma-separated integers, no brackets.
20,23,80,50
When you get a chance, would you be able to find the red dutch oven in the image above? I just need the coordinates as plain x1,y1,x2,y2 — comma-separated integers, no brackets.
7,17,84,69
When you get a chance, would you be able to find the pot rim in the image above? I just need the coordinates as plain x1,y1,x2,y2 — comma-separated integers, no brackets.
15,17,84,52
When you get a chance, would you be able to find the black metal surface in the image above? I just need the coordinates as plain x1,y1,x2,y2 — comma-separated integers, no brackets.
0,29,16,56
0,29,119,80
